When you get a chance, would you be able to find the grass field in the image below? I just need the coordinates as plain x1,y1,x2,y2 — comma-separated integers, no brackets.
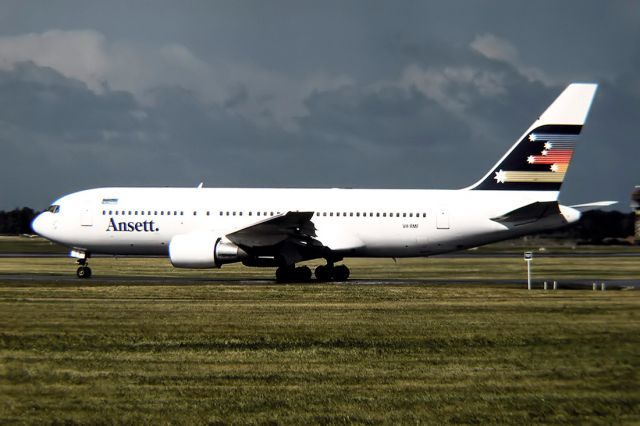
0,238,639,424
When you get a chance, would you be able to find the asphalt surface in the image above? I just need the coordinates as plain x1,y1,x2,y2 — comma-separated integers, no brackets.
0,272,637,290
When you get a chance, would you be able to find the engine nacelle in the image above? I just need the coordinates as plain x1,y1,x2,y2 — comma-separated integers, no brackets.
169,232,247,268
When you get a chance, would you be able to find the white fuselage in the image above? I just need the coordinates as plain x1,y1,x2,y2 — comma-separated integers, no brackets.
32,186,573,260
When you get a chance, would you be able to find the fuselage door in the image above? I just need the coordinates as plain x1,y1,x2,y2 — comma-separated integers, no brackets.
436,208,450,230
81,203,94,227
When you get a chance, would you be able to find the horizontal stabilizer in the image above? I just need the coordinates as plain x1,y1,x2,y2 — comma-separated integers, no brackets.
491,201,560,226
569,201,617,211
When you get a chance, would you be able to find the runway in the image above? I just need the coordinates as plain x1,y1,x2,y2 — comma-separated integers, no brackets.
1,272,638,290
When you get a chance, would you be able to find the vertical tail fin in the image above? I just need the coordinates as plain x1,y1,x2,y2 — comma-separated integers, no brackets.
468,83,598,194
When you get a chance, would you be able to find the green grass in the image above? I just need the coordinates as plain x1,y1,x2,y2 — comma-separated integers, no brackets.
0,239,639,424
0,254,638,283
0,236,67,254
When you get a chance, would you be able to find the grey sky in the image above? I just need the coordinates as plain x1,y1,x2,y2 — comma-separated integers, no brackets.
0,1,638,210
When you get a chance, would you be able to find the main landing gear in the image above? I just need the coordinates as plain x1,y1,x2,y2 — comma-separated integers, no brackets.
275,263,350,282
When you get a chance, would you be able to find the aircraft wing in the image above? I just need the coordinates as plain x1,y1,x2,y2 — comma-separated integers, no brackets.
491,201,561,226
225,211,364,265
226,211,319,248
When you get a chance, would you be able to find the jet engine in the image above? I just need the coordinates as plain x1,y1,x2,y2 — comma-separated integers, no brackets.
169,232,248,268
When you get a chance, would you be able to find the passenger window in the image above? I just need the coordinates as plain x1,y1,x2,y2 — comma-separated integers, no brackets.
376,213,380,217
239,212,243,216
175,211,178,216
128,211,132,215
194,211,197,216
249,212,252,216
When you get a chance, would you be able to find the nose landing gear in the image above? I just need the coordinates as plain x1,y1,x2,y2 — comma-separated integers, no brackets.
73,251,92,279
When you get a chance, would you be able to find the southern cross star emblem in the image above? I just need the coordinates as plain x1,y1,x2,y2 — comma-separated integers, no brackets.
528,134,537,141
544,142,552,150
494,169,506,183
527,155,535,164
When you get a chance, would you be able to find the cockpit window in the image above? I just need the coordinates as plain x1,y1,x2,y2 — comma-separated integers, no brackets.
47,205,60,214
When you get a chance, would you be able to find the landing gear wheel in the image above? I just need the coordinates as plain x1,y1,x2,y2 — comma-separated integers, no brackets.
315,265,331,281
276,265,313,282
333,264,350,281
76,266,92,279
276,266,293,282
297,266,312,281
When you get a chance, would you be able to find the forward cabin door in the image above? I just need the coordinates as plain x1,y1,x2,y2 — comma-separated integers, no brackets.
80,202,94,227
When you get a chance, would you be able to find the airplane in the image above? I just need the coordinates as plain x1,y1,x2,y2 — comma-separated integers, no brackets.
32,83,612,282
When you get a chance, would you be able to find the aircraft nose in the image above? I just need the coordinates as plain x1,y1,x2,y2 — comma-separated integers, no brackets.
31,213,48,237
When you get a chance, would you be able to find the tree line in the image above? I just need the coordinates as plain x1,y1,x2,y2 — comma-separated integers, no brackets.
0,207,636,244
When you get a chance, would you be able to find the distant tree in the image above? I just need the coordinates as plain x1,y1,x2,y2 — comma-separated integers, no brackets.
575,210,634,243
0,208,39,234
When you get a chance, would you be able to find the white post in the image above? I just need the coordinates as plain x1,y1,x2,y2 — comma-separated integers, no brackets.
601,282,606,291
593,283,597,291
524,252,533,290
553,281,558,290
544,281,547,290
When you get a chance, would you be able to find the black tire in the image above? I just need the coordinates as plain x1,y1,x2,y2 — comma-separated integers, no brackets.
315,265,331,281
333,264,350,281
84,266,92,279
276,266,294,283
77,266,86,279
296,266,312,282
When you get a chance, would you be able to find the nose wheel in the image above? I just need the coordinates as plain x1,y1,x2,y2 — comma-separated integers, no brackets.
76,265,92,279
74,253,92,279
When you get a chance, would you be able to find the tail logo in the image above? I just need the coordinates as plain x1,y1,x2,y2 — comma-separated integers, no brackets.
493,131,577,184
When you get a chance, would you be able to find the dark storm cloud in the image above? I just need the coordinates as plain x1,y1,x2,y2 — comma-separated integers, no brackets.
0,1,638,209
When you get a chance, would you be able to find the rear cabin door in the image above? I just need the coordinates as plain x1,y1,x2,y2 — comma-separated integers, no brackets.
436,208,450,230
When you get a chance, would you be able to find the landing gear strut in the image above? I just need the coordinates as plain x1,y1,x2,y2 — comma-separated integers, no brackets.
74,253,92,279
